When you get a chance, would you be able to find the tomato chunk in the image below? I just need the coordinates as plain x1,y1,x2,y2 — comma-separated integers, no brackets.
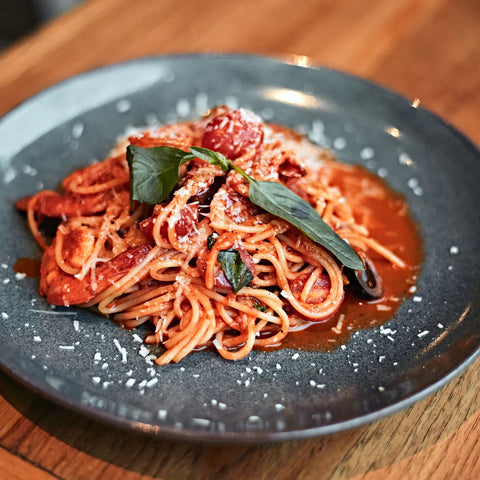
202,109,264,160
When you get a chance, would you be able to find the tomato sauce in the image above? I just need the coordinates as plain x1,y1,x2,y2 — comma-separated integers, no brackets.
13,258,41,278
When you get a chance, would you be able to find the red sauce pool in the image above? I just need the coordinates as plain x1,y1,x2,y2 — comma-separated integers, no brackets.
13,257,41,278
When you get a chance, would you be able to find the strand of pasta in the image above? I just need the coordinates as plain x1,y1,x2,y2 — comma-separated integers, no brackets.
27,191,58,250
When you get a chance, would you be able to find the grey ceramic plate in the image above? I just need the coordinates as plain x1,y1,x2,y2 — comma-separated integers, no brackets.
0,54,479,443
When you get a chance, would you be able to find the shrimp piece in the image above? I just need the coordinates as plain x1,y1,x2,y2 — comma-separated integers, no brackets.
15,153,129,217
62,154,129,194
39,243,152,306
56,225,95,272
15,190,113,217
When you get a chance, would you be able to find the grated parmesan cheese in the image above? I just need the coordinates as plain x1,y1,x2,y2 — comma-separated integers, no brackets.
113,338,127,363
146,378,158,388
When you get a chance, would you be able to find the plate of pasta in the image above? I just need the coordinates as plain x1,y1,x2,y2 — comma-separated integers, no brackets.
1,54,479,442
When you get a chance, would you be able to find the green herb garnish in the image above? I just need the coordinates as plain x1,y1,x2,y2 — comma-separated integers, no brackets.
255,303,268,313
190,146,231,171
217,248,254,293
207,233,218,249
127,145,364,270
126,144,193,205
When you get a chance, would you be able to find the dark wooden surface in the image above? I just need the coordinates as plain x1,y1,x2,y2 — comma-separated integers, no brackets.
0,0,479,478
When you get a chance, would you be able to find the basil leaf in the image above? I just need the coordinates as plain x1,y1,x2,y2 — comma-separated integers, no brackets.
127,145,192,205
248,179,364,270
255,303,268,313
189,146,231,171
217,248,253,293
207,233,218,249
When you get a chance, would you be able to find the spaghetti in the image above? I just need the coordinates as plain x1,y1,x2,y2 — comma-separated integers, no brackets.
16,106,415,364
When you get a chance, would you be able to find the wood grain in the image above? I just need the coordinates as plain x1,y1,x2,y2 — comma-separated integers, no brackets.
0,0,479,478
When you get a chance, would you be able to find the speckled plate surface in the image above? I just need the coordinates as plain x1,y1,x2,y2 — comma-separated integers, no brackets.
1,54,479,443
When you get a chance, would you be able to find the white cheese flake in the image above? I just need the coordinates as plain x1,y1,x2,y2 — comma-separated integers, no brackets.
376,304,391,311
407,177,419,188
333,137,346,150
192,418,210,427
377,167,388,178
116,99,131,113
71,122,84,138
399,152,412,165
360,147,375,160
113,338,127,363
146,378,158,388
125,378,136,388
138,345,150,357
29,309,77,316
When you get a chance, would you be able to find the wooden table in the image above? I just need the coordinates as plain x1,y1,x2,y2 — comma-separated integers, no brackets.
0,0,479,478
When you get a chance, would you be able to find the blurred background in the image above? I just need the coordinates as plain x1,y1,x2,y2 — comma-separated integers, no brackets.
0,0,82,49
